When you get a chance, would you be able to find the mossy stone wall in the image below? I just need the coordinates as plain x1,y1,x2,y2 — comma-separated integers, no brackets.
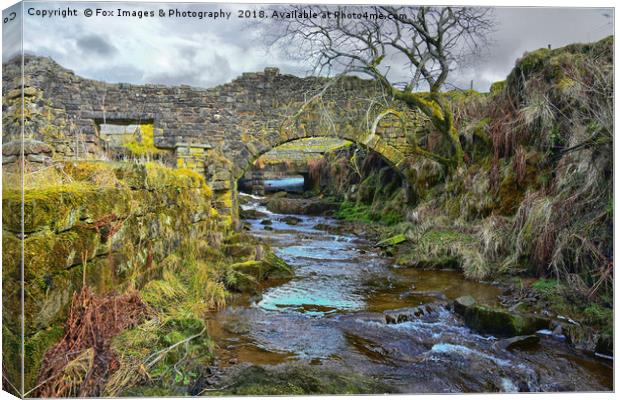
3,55,430,225
2,161,221,393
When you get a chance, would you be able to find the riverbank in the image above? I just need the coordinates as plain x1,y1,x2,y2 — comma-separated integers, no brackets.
193,191,613,394
243,190,613,358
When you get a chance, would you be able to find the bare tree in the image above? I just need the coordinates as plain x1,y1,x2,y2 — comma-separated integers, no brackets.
266,5,494,170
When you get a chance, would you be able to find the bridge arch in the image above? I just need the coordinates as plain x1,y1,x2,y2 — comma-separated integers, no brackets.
227,95,415,183
219,99,419,226
234,131,410,183
9,56,426,226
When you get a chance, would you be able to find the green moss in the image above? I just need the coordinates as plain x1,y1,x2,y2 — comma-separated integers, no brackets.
516,48,551,76
144,162,213,198
456,303,548,337
335,201,372,222
24,324,65,392
227,251,292,286
225,270,259,294
445,88,486,103
489,80,506,95
215,365,393,396
2,325,22,396
261,251,294,279
376,234,407,247
419,229,475,247
583,304,613,329
230,260,264,279
3,157,226,396
531,278,560,296
498,167,525,215
3,182,98,233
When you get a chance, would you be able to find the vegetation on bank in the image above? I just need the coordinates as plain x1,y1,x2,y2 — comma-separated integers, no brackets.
211,365,393,396
2,35,613,397
105,233,292,397
2,159,292,397
307,37,613,341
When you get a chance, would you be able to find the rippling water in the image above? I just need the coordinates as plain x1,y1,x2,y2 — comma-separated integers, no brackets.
207,191,613,393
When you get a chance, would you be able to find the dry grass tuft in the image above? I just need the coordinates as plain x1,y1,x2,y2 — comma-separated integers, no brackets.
34,287,148,397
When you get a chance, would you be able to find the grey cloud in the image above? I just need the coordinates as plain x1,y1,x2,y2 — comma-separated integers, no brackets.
179,45,198,60
88,64,144,84
76,34,117,56
143,51,232,88
2,3,23,62
13,3,615,93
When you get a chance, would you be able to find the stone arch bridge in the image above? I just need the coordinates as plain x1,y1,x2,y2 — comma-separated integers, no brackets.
3,56,427,225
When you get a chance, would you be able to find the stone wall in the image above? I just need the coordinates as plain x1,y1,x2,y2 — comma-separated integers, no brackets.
3,55,427,223
2,161,220,391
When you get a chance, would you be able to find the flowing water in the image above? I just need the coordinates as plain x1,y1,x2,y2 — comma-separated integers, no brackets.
264,176,305,193
206,191,613,393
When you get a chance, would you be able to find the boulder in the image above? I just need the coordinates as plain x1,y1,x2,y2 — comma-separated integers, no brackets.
384,304,446,324
454,295,477,314
266,197,339,215
229,252,293,282
453,296,550,336
563,324,613,356
492,335,540,351
223,243,255,258
239,209,268,220
595,334,613,358
280,216,302,225
272,191,288,198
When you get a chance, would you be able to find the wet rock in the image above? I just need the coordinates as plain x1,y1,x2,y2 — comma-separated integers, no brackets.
536,327,567,342
313,223,331,231
223,243,256,258
272,191,288,198
238,195,252,206
595,334,613,358
264,226,273,231
266,197,339,215
384,304,446,324
454,295,477,314
453,296,550,337
279,216,301,225
240,209,268,219
562,324,612,355
260,219,273,226
492,335,540,351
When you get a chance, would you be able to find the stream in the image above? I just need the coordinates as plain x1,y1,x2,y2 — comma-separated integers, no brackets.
205,190,613,393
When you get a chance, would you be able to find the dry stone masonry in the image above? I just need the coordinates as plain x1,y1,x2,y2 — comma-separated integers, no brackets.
3,55,427,224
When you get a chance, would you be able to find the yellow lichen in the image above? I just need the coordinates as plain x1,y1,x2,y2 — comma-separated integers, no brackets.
121,123,162,158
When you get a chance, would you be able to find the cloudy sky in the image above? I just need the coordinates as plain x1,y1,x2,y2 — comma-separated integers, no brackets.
2,1,614,91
